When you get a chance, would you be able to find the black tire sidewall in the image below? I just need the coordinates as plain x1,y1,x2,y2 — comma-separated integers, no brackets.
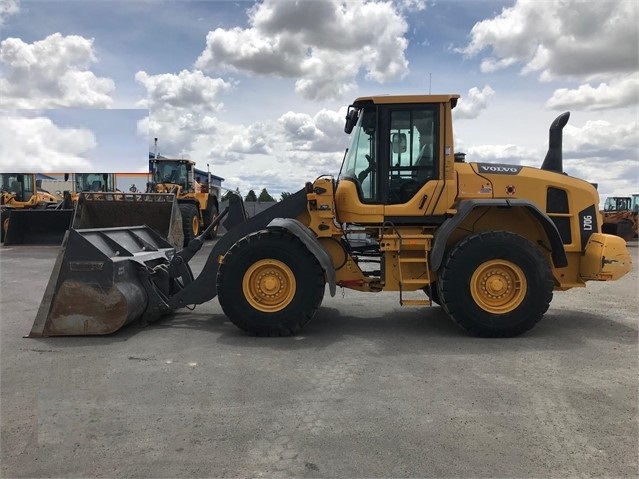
217,230,325,336
438,232,553,336
204,196,218,239
179,203,199,245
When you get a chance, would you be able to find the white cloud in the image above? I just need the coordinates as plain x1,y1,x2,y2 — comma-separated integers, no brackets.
454,86,495,119
458,0,638,82
0,0,19,29
135,70,231,111
0,33,115,108
562,157,638,206
0,114,95,171
135,69,233,156
545,75,639,111
134,62,349,194
563,120,638,157
227,122,270,155
278,107,346,152
396,0,427,12
462,144,537,166
195,0,410,101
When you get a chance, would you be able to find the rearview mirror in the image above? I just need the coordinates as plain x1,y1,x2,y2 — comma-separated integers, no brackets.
344,107,359,134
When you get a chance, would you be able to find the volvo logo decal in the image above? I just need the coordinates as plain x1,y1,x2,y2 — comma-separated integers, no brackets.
477,164,523,175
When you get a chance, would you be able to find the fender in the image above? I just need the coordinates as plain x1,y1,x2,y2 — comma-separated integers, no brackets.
430,199,568,271
268,217,337,297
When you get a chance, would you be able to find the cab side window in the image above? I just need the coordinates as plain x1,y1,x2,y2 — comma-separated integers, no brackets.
387,108,438,204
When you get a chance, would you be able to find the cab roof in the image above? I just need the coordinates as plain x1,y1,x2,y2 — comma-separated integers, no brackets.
352,94,460,107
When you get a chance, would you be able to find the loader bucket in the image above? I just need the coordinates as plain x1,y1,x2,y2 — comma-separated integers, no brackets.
72,192,184,250
28,226,174,337
3,209,74,246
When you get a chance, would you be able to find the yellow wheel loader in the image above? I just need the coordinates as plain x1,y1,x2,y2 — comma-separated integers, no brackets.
29,94,632,338
2,172,184,249
1,173,73,245
148,157,220,245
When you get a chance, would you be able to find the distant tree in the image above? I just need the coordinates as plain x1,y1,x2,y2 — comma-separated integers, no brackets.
279,192,291,202
258,188,275,202
245,189,257,202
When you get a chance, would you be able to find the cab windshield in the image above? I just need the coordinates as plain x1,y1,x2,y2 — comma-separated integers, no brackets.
603,197,631,212
75,174,114,192
153,162,189,190
338,108,377,201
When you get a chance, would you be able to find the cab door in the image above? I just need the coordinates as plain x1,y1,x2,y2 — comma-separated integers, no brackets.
380,104,446,221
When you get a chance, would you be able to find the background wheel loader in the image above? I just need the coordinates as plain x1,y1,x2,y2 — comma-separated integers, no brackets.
2,171,184,249
1,173,73,245
29,94,632,339
148,156,220,245
600,194,638,241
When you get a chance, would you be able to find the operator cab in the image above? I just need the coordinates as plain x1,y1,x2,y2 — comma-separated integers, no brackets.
340,102,438,204
151,159,194,193
336,94,459,223
0,173,35,203
603,197,632,212
74,173,116,193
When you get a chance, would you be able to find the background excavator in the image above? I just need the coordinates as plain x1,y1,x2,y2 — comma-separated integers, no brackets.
601,194,638,241
29,94,632,339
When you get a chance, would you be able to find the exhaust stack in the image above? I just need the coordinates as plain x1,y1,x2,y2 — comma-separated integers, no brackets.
541,111,570,173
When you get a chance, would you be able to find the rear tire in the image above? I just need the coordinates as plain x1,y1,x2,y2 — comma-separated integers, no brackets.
217,229,325,336
179,203,199,246
438,231,553,337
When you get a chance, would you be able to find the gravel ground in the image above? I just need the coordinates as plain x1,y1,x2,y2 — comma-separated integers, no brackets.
1,239,637,478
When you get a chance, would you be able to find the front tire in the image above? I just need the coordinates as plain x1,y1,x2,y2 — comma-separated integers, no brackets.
217,229,326,336
438,231,553,337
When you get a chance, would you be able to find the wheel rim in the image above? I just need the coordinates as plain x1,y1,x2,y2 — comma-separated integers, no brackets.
191,214,199,236
470,259,527,314
242,259,296,312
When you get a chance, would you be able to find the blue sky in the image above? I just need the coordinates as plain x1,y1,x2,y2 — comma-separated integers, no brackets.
42,109,147,170
0,0,637,201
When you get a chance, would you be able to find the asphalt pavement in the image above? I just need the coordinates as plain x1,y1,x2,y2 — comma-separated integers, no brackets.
1,239,637,478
